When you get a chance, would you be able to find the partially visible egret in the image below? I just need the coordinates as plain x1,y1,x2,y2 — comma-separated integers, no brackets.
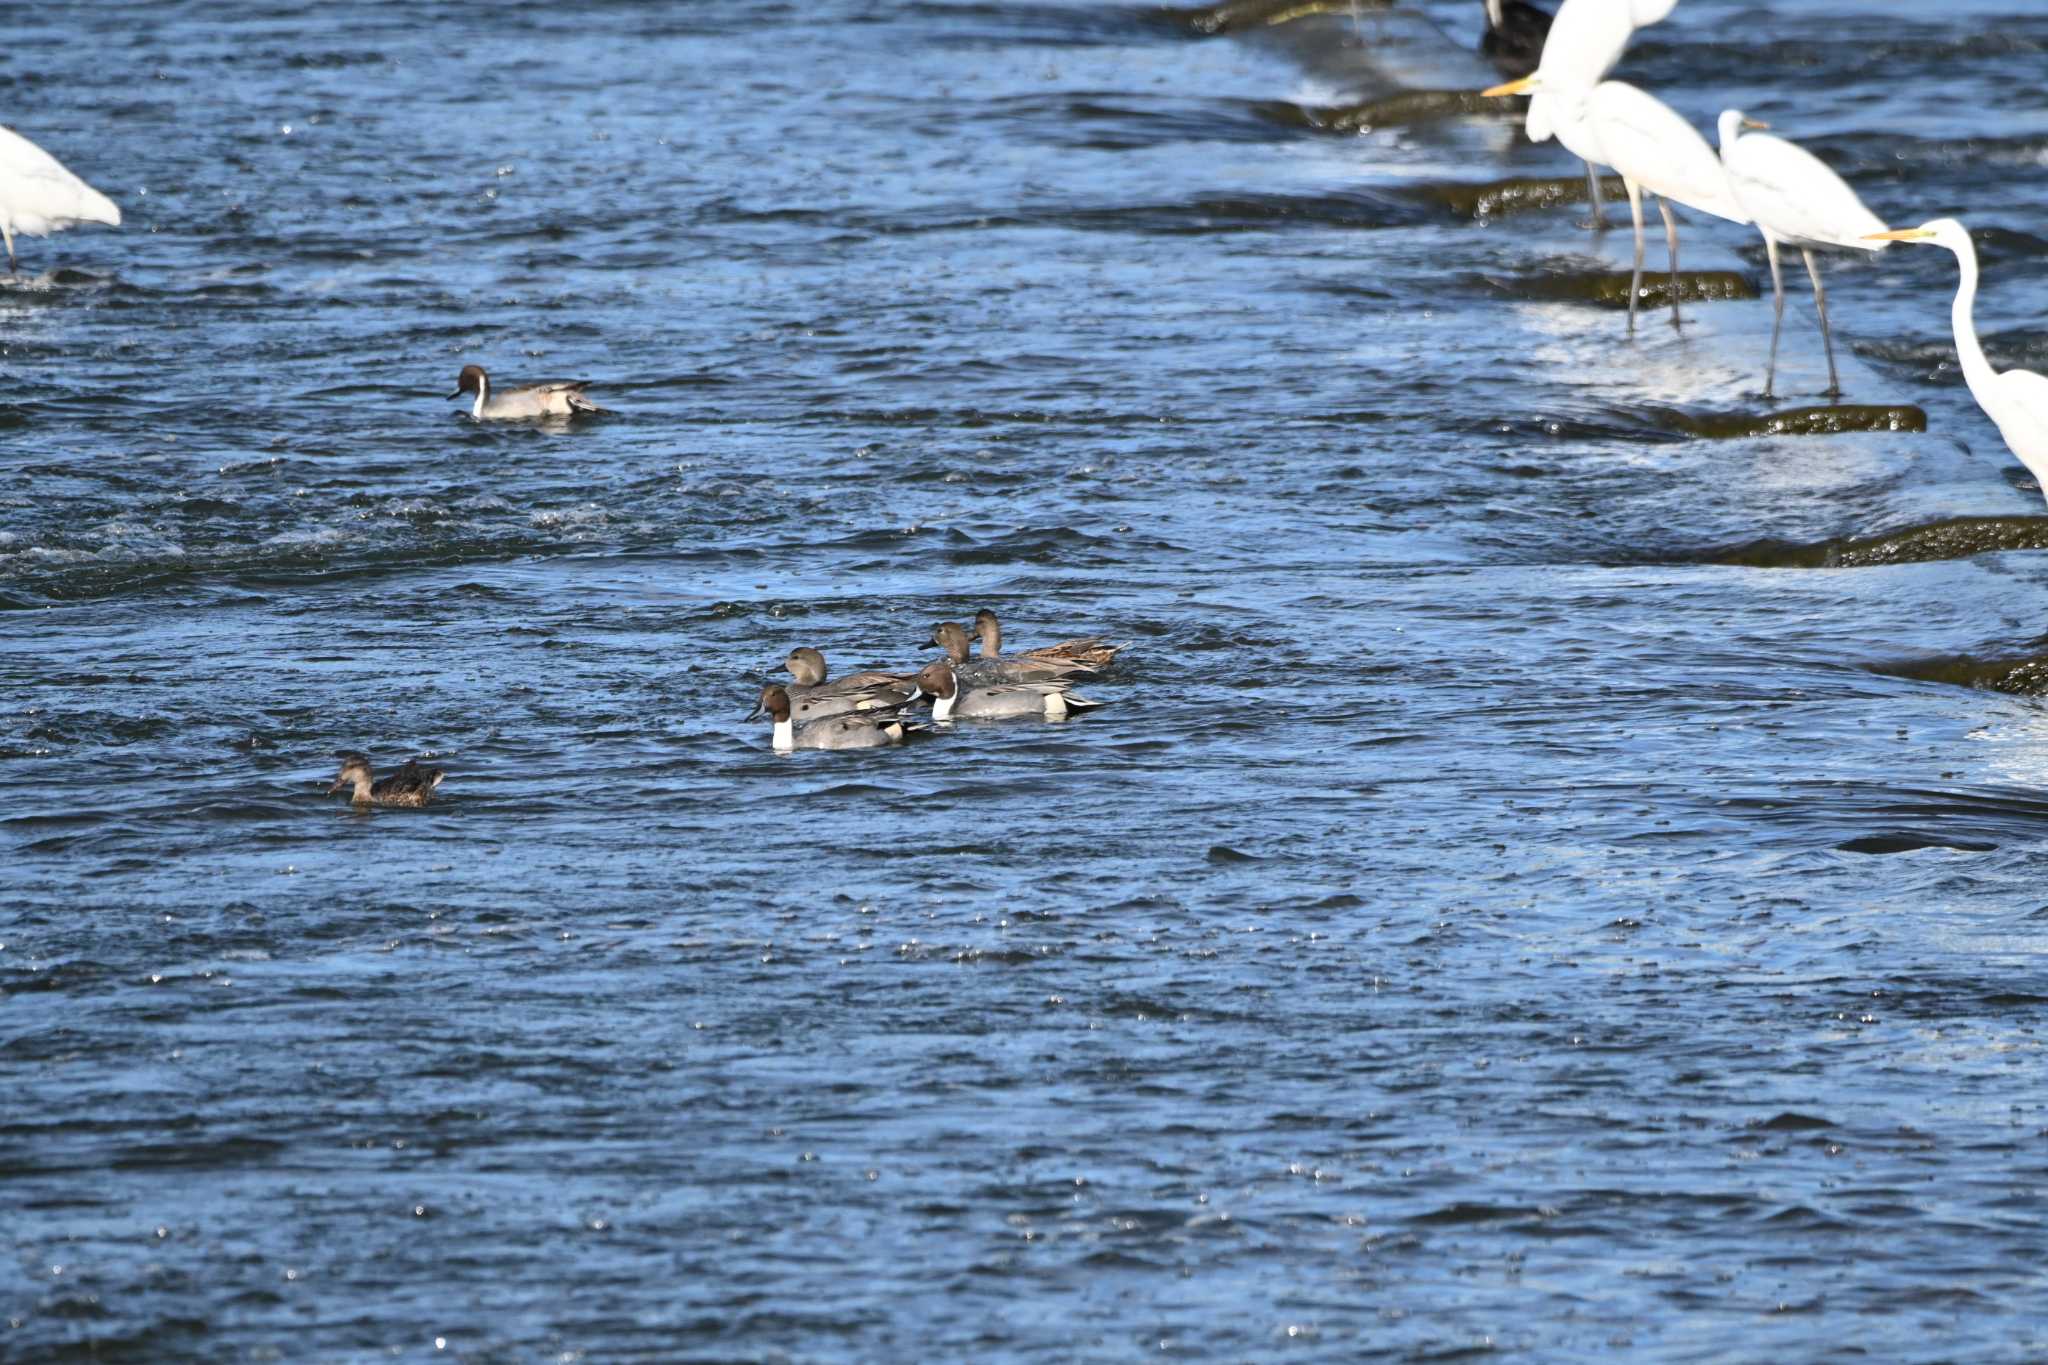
1490,0,1679,230
1716,109,1887,398
1481,0,1553,79
1483,70,1612,235
1867,219,2048,505
0,124,121,276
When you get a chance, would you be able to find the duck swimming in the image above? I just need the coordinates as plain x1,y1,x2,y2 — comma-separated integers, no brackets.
749,684,915,751
929,620,1091,685
972,609,1121,672
909,660,1105,723
449,364,606,421
779,647,918,721
328,753,444,807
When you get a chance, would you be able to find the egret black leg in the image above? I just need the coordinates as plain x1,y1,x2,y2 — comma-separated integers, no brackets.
1803,247,1840,398
1763,236,1786,400
1626,179,1646,336
1658,197,1683,330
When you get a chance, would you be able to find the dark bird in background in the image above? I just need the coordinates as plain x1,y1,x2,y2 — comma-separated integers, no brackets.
1480,0,1553,78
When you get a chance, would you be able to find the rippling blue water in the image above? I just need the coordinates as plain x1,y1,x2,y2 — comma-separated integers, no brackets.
6,1,2048,1359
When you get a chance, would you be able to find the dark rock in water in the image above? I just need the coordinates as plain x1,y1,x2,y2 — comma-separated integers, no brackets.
1409,175,1629,221
1169,0,1390,35
1714,515,2048,569
1302,89,1518,133
1654,404,1928,439
1871,649,2048,696
1836,832,1998,854
1480,269,1758,309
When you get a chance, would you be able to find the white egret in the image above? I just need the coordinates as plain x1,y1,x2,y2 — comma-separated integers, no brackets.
1487,0,1679,230
1484,71,1610,238
1716,109,1887,398
1499,78,1748,334
1867,219,2048,506
0,123,120,276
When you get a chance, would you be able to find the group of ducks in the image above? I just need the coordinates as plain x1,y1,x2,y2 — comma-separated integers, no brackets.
7,1,2043,806
747,611,1120,751
1471,0,2048,497
324,611,1124,805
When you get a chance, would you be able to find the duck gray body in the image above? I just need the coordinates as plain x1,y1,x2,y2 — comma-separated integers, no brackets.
910,660,1105,722
749,684,913,751
328,753,444,807
973,608,1122,672
782,646,916,720
929,621,1091,685
450,364,606,421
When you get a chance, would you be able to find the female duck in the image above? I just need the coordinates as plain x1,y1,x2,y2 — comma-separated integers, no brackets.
972,609,1121,671
929,621,1090,685
781,647,916,720
328,753,444,807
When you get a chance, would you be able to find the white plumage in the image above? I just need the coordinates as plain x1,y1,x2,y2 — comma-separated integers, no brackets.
1524,0,1677,143
1717,109,1888,397
1584,80,1749,332
1870,218,2048,506
0,123,121,275
1486,0,1679,228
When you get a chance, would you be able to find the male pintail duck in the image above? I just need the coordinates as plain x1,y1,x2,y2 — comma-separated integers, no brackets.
909,660,1105,723
929,620,1091,685
972,609,1121,672
749,684,914,751
328,753,444,807
449,364,606,421
780,647,918,721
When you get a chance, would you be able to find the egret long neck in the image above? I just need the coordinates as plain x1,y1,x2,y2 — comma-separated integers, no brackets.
1947,237,1999,412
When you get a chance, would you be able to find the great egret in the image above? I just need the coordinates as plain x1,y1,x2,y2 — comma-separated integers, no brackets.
1716,109,1888,399
1498,78,1748,333
1481,0,1553,78
1483,70,1612,233
1867,219,2048,506
0,124,120,276
1487,0,1679,230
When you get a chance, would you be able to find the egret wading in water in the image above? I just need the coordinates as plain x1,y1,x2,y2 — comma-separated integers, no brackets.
1495,77,1749,333
1485,0,1679,231
1717,110,1888,398
0,124,120,276
1868,219,2048,505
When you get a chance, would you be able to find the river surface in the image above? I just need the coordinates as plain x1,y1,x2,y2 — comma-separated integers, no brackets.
5,1,2048,1360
